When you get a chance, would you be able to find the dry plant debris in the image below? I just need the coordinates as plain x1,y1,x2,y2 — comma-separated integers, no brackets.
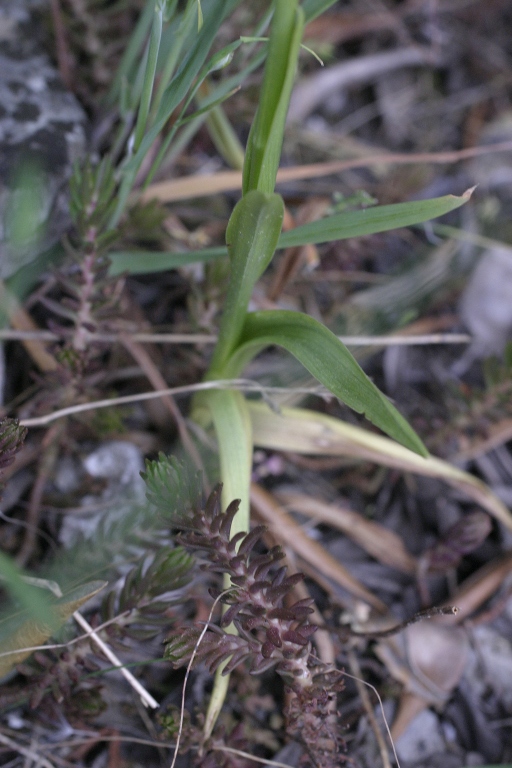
1,1,512,767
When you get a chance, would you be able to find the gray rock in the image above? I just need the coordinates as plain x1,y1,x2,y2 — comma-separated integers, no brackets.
0,0,87,279
453,245,512,374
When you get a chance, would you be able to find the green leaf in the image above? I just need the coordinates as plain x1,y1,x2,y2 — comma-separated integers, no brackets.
208,190,284,374
142,453,202,520
0,552,51,628
171,39,242,131
108,246,226,275
225,309,428,456
105,0,155,106
110,0,242,226
278,188,474,248
116,546,194,612
178,87,240,127
108,190,472,276
243,0,304,194
165,41,241,133
139,0,240,158
0,581,106,678
132,1,164,153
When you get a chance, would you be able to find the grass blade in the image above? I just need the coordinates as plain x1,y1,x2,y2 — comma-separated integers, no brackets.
278,189,473,248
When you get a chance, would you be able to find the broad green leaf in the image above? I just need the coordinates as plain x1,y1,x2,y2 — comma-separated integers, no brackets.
243,0,304,194
108,190,472,276
225,309,428,456
0,581,106,677
208,191,284,374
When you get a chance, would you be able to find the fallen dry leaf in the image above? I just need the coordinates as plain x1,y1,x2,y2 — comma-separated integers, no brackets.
277,491,417,575
250,483,387,613
249,402,512,530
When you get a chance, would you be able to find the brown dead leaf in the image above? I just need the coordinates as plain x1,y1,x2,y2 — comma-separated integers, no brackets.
139,143,512,204
277,491,417,575
440,551,512,624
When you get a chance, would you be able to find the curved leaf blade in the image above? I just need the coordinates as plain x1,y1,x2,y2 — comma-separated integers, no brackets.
278,188,474,248
226,310,428,456
110,0,242,226
248,401,512,530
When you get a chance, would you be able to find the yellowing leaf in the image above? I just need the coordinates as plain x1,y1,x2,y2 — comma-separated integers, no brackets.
0,581,106,677
248,402,512,530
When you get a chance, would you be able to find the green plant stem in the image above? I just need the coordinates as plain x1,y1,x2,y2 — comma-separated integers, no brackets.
204,389,252,534
194,0,304,738
192,388,252,737
203,628,234,740
243,0,304,195
205,103,245,170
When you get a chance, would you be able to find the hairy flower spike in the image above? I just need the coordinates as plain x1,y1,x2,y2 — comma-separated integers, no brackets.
150,467,346,767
